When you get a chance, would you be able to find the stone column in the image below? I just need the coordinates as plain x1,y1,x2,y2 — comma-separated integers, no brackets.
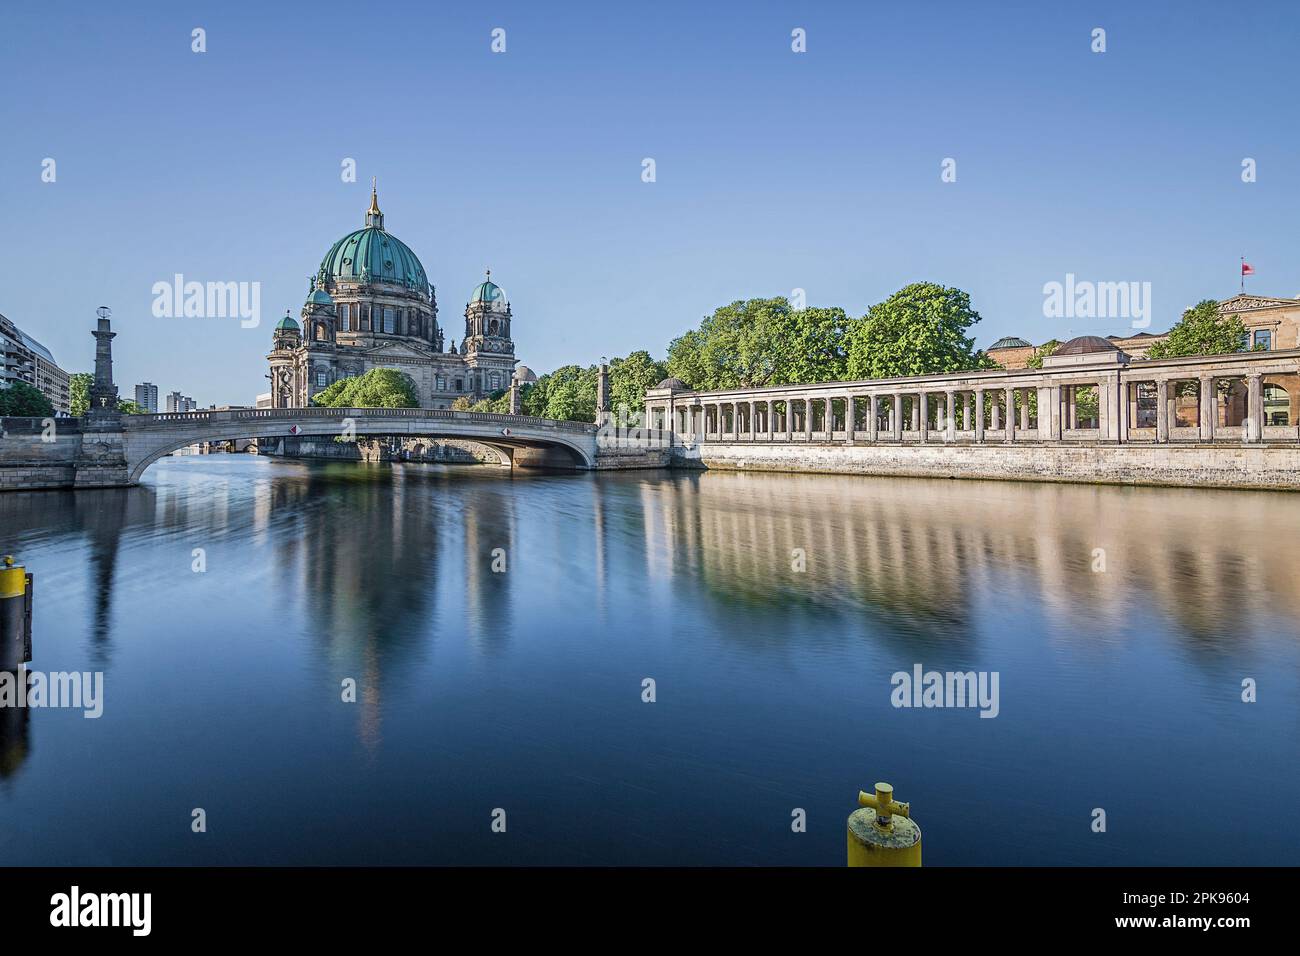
990,393,1001,431
1019,390,1030,433
1156,380,1169,443
1005,387,1015,442
1199,375,1214,441
974,389,985,443
1247,374,1263,442
909,396,919,432
868,395,878,442
595,362,610,426
944,390,956,441
846,396,856,443
919,393,930,442
891,395,902,441
784,400,792,441
87,311,121,429
1112,380,1126,443
804,398,812,442
1036,387,1050,438
766,400,774,439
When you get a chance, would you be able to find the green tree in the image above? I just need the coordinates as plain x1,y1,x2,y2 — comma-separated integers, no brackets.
666,297,852,390
609,350,667,418
69,372,93,416
0,381,54,417
311,368,419,408
1025,339,1061,370
68,373,142,415
845,283,993,379
539,364,599,422
1146,300,1251,359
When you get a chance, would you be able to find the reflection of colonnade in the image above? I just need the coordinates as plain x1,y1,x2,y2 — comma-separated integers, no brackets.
636,471,1300,643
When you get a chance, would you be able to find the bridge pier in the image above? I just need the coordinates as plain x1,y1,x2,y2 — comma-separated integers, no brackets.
73,431,130,488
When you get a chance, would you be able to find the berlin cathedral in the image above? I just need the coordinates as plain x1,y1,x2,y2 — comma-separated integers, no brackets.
268,184,533,409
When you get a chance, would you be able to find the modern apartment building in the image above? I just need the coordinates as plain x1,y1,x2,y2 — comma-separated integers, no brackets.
134,382,159,413
0,311,72,414
165,391,197,413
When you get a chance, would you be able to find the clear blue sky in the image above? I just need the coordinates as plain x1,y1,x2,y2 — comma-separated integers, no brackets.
2,0,1297,405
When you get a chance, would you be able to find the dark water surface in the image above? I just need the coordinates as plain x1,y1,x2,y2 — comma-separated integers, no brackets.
1,455,1296,865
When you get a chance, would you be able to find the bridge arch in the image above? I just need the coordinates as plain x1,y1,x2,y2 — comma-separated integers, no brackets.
122,408,598,483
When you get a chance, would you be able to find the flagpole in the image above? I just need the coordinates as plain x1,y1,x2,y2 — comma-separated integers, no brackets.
1241,256,1245,293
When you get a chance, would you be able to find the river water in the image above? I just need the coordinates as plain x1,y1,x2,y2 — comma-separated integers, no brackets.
1,455,1296,865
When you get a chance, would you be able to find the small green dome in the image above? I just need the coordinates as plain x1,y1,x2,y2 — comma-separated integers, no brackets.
470,272,504,306
309,287,334,307
276,312,300,331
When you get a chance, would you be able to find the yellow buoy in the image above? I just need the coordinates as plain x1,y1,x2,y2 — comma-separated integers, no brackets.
847,782,921,866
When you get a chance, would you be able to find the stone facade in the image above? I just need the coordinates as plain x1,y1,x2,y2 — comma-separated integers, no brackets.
267,186,519,410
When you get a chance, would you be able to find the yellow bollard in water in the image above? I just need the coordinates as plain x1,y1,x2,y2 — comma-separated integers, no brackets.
0,556,33,671
847,782,921,867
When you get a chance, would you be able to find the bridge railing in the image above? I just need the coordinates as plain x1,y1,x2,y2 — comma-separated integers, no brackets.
129,407,598,435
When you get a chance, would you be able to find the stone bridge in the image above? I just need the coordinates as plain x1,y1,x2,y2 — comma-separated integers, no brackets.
124,406,603,479
0,407,670,491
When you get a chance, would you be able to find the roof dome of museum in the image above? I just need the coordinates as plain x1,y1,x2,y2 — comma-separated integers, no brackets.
656,377,690,391
1055,335,1120,355
989,336,1032,350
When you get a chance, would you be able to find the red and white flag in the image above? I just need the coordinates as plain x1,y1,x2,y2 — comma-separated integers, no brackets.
1241,261,1256,276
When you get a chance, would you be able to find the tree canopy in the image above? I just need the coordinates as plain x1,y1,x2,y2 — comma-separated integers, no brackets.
311,368,419,408
665,297,851,390
845,282,992,379
68,372,143,415
0,381,54,418
69,372,92,416
1146,300,1251,359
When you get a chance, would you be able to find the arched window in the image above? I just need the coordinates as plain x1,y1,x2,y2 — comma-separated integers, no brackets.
315,324,328,341
1264,383,1290,426
489,319,499,336
489,372,500,390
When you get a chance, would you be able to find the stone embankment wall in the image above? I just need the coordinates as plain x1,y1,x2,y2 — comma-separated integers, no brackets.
673,441,1300,490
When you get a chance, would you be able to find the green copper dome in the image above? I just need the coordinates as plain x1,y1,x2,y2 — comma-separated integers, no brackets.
470,272,504,305
276,312,300,331
317,187,429,293
308,287,334,307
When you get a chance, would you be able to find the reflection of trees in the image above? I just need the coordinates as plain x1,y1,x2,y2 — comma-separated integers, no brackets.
638,472,1300,656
